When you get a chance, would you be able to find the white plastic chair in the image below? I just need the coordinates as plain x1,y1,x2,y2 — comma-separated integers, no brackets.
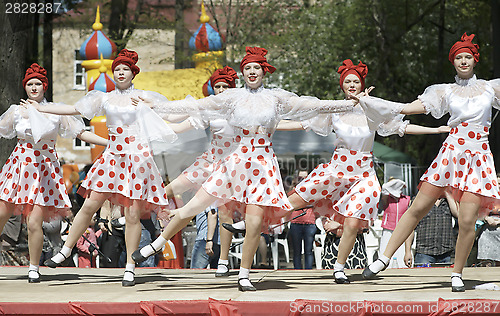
270,221,290,269
313,217,326,269
365,218,383,265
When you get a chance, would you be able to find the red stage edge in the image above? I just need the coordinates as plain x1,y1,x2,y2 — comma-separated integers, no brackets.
1,298,499,316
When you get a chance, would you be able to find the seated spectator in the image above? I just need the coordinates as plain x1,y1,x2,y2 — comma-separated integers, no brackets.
477,173,500,267
96,201,126,268
76,217,98,268
40,218,63,266
321,217,367,269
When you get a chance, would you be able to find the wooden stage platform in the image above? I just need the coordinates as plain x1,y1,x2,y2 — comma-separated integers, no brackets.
1,266,499,315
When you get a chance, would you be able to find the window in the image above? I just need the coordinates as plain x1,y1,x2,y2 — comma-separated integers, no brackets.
74,50,86,90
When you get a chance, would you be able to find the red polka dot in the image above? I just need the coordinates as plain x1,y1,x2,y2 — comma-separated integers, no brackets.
373,191,378,197
337,172,344,179
116,145,123,151
216,179,223,186
347,166,354,172
434,174,440,181
97,181,103,188
117,127,123,134
340,155,347,162
245,162,251,169
253,169,260,176
243,129,249,135
482,143,488,150
476,160,482,167
368,181,373,186
98,170,104,176
468,131,475,139
258,138,265,145
108,183,114,190
472,178,478,184
363,172,369,178
459,158,466,165
458,138,465,145
135,184,141,190
311,189,317,195
260,178,267,184
486,183,492,190
445,172,451,179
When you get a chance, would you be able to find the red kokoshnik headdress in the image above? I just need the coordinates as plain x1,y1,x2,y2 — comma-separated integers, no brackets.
22,63,49,91
448,32,480,64
337,59,368,91
112,49,141,76
239,47,276,75
210,66,239,88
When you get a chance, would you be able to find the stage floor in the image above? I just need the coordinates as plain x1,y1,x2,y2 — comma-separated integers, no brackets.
1,266,499,303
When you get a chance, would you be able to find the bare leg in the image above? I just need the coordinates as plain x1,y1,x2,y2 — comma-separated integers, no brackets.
133,189,216,261
0,201,15,232
334,217,364,283
363,183,444,278
382,183,443,259
238,205,264,291
287,192,309,211
218,205,233,261
46,193,106,266
26,206,44,267
124,205,141,265
215,205,233,276
165,175,194,199
257,236,268,265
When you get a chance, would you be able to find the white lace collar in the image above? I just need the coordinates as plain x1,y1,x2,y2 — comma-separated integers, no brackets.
455,74,477,86
114,84,135,95
245,84,264,93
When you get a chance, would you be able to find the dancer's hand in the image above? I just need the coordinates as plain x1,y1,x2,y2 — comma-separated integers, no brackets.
437,125,451,133
205,241,214,256
349,86,375,102
323,218,342,237
131,96,154,108
168,209,179,219
404,252,413,268
21,99,41,111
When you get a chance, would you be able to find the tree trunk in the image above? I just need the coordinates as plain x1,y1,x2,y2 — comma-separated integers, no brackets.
0,0,36,165
490,0,500,168
43,11,53,101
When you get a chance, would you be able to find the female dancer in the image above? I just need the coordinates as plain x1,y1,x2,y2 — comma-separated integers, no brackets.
165,66,240,277
28,49,179,286
225,59,449,282
0,63,107,283
359,33,500,292
132,47,357,291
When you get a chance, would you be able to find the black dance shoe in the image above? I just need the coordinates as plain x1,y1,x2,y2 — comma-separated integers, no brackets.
362,259,388,280
44,251,69,268
334,271,350,284
131,244,159,263
238,278,256,292
122,271,135,287
222,222,245,234
215,262,230,277
451,275,465,292
28,270,41,283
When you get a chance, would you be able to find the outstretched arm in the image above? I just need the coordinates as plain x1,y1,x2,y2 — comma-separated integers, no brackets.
168,120,195,134
77,131,108,147
404,124,450,135
22,99,80,115
276,120,304,131
400,100,426,115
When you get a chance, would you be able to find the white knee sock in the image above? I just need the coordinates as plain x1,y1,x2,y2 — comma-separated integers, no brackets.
369,254,389,273
123,263,135,281
233,221,246,230
334,262,347,279
216,259,229,273
140,236,167,257
51,245,72,264
28,264,39,278
451,272,464,287
238,267,252,287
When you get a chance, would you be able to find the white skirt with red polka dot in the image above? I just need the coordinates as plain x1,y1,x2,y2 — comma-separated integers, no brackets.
78,126,168,215
0,140,71,220
183,134,237,187
201,129,289,229
295,148,380,228
421,123,499,215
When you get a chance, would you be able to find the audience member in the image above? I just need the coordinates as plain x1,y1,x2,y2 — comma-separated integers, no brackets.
190,206,220,269
378,178,412,268
477,174,500,266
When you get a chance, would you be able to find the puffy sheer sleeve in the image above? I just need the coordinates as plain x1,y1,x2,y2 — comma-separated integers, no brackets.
300,114,334,136
417,83,449,118
275,89,354,121
489,79,500,110
74,90,105,119
0,105,18,139
359,96,409,137
56,103,86,138
154,93,229,122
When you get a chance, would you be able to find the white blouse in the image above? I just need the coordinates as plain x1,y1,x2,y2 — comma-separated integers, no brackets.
0,99,85,142
418,75,500,127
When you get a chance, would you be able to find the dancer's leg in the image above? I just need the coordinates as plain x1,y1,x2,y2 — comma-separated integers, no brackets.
450,192,481,292
334,217,363,283
364,183,444,277
0,201,15,232
134,189,216,260
165,175,193,199
287,192,309,211
26,206,44,267
238,205,264,290
122,204,142,286
216,204,233,276
46,193,106,266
